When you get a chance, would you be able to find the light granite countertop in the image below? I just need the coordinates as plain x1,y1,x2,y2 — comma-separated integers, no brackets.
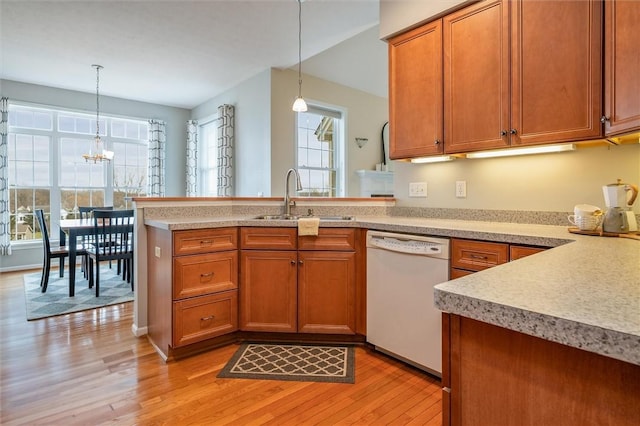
144,214,640,366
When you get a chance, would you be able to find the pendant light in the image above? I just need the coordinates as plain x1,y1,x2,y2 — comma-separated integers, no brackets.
292,0,307,112
82,64,114,163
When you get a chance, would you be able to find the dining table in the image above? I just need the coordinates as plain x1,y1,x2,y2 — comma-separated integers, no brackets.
58,218,96,297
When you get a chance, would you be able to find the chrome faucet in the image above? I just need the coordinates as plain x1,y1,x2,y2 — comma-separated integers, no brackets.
284,168,302,217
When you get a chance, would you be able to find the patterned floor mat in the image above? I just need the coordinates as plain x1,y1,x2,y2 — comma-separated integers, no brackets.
218,343,355,383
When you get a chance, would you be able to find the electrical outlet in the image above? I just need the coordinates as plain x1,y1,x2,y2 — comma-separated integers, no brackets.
409,182,427,197
456,180,467,198
155,246,161,258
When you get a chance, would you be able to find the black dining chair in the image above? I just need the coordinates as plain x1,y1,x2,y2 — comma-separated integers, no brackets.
35,209,87,293
87,209,134,297
77,206,113,277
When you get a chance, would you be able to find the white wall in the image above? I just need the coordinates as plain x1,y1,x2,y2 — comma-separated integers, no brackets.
392,144,640,213
191,70,272,197
270,68,389,197
379,0,472,39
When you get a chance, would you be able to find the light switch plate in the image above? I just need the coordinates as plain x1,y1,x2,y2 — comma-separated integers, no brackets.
154,246,161,258
409,182,427,197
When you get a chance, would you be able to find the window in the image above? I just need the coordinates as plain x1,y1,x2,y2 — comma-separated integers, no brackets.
198,117,219,197
7,103,149,243
296,105,345,197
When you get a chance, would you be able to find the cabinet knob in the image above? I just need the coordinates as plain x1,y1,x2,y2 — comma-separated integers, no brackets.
299,260,304,265
434,139,441,145
601,116,610,123
290,260,296,265
500,130,507,137
509,129,517,135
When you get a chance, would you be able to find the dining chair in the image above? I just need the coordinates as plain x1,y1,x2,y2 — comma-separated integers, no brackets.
77,206,113,278
35,209,87,293
87,209,134,297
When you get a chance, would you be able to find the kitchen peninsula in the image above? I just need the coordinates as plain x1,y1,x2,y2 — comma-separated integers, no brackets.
133,197,639,425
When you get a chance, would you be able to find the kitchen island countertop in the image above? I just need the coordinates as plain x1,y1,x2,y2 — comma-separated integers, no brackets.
144,214,640,366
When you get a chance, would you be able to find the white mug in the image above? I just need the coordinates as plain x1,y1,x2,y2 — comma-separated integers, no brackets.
574,204,601,216
568,213,602,231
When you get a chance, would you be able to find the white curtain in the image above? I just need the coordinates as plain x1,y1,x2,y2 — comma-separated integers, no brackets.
0,98,10,256
217,104,234,196
147,120,166,197
185,120,198,196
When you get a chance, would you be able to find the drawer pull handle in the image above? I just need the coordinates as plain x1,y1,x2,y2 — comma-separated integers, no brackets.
200,272,214,280
470,254,488,260
201,315,215,321
200,240,212,245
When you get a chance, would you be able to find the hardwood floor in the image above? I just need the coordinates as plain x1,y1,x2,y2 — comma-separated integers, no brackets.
0,269,442,425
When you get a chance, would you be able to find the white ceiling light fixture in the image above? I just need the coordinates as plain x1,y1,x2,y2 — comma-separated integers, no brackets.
465,143,576,159
292,0,308,112
411,155,457,164
82,64,114,163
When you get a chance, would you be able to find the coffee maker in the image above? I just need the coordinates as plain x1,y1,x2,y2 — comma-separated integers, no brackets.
602,179,638,233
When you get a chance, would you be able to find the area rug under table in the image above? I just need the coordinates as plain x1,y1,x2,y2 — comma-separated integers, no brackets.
23,266,134,320
218,343,355,384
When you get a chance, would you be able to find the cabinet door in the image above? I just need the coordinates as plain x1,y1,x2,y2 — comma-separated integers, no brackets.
239,250,297,332
389,19,444,159
298,251,356,335
444,0,510,153
509,245,545,261
511,0,602,146
604,0,640,136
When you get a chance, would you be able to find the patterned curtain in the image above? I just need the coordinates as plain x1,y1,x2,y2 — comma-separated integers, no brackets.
0,98,11,255
185,120,198,196
217,104,234,196
147,120,166,197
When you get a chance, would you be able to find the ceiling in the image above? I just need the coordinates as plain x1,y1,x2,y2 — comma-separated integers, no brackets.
0,0,385,109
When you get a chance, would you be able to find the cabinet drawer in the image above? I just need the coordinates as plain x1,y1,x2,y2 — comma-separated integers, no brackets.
240,227,297,250
173,227,237,256
510,245,545,261
298,228,356,251
173,251,238,300
451,239,508,272
172,290,238,348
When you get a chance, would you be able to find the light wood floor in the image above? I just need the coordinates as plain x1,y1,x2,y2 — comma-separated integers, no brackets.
0,269,442,425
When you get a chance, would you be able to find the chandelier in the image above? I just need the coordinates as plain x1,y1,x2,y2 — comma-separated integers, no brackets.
82,64,114,163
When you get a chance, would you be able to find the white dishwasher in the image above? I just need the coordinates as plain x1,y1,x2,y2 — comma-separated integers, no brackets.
366,230,449,377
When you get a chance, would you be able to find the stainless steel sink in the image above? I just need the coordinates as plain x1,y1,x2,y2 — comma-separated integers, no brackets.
252,215,355,221
253,214,299,220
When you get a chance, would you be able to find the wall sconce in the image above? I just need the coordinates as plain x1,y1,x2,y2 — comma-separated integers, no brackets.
355,137,368,148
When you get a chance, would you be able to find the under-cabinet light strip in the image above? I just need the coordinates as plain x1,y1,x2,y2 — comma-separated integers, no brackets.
465,143,576,159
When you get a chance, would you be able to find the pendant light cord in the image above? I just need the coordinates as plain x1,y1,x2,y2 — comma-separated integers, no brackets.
93,64,103,140
297,0,302,98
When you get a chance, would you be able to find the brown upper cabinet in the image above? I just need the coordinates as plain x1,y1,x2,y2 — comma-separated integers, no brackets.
603,0,640,136
390,0,609,159
443,0,603,153
389,19,444,159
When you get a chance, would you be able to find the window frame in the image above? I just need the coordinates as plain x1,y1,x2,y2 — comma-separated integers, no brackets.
6,101,149,245
295,102,347,197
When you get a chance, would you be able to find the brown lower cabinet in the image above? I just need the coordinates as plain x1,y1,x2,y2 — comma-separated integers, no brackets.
450,238,545,277
442,313,640,426
147,227,239,360
240,227,357,335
